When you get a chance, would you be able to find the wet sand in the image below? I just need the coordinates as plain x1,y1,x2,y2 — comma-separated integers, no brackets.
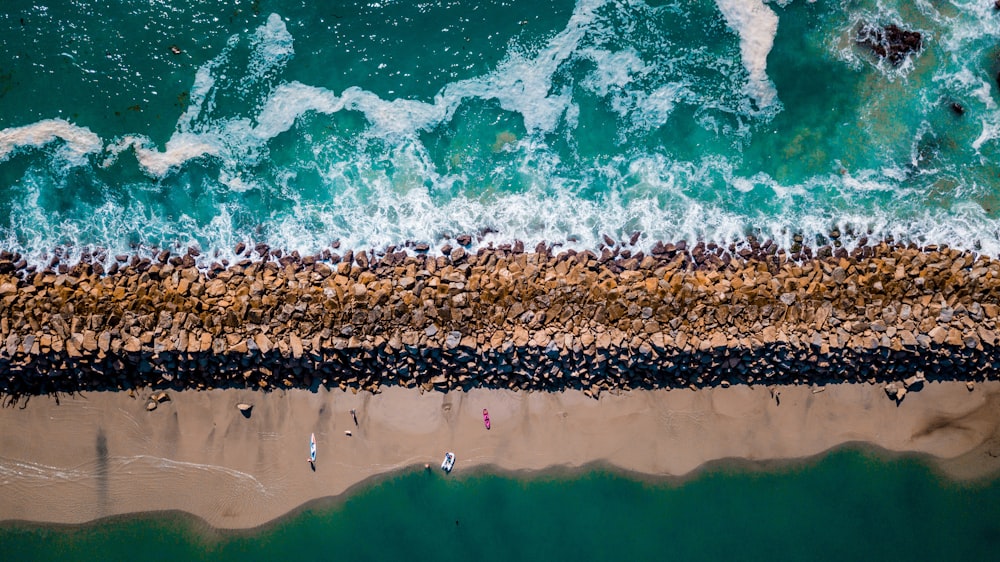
1,381,999,529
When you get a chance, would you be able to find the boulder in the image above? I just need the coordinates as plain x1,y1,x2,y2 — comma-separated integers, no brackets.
884,382,899,399
896,386,908,401
856,23,923,66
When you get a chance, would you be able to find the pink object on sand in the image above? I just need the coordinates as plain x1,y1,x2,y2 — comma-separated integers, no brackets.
483,408,491,430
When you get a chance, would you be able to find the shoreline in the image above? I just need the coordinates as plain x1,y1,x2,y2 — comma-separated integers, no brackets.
2,382,999,530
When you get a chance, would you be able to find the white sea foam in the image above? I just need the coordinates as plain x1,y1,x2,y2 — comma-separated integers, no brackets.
121,455,269,495
580,47,649,97
0,457,91,484
133,133,223,177
0,119,102,167
248,13,295,79
713,0,779,109
630,82,688,131
436,0,609,134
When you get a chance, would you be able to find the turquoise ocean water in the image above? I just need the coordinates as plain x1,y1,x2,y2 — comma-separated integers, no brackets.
2,450,999,561
2,0,1000,265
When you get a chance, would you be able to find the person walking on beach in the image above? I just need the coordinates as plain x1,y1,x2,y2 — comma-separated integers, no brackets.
350,408,358,426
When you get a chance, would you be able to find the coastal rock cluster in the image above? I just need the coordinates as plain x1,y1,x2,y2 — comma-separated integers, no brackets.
856,23,923,66
0,237,998,400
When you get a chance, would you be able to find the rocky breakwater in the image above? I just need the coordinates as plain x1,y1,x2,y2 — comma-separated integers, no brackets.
0,237,998,401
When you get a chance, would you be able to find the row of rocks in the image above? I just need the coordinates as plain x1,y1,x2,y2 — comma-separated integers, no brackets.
0,238,998,399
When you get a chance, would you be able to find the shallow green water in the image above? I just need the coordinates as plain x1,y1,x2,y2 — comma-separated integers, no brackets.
2,450,998,561
2,1,1000,263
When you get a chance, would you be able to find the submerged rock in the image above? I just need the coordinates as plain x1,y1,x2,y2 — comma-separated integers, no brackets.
857,23,923,66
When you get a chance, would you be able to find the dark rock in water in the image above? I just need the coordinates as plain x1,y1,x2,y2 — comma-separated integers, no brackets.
950,101,965,116
856,23,923,66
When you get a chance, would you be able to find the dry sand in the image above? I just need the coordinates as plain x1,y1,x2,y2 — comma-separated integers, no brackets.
2,381,999,530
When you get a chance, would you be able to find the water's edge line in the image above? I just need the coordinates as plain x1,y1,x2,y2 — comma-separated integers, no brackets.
0,440,993,535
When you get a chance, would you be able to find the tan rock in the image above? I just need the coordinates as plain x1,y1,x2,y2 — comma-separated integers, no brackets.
884,382,899,398
290,334,303,358
254,333,273,354
709,332,728,348
81,330,98,352
945,328,964,346
205,279,226,297
353,283,367,298
928,326,947,344
596,331,612,348
512,327,529,347
977,326,996,346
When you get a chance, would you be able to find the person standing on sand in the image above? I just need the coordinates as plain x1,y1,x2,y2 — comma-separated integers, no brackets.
350,408,358,425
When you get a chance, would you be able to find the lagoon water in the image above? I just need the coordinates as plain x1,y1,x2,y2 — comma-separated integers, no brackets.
2,450,999,561
2,1,1000,265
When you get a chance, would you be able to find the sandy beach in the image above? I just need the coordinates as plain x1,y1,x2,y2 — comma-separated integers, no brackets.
1,381,999,530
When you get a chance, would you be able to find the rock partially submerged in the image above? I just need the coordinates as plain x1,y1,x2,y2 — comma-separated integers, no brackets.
857,23,923,66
